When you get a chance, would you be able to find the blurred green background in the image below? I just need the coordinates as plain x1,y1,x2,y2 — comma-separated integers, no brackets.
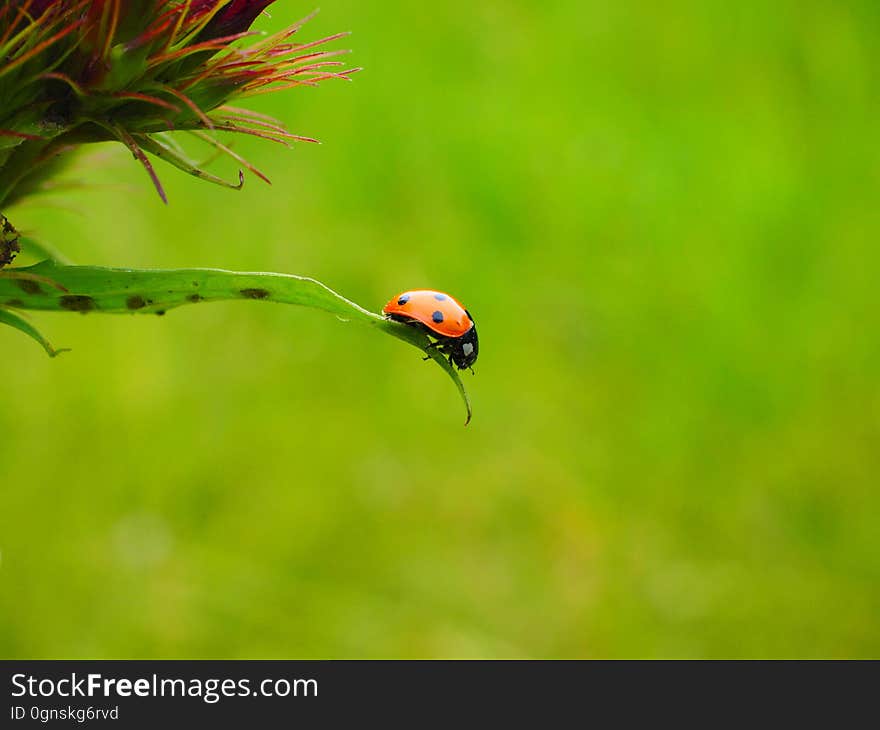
2,0,879,658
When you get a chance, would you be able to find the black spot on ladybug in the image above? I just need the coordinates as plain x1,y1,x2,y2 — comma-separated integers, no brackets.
126,295,146,310
434,293,447,301
432,310,444,324
17,279,42,295
240,288,269,299
398,293,411,305
59,295,96,313
187,294,203,303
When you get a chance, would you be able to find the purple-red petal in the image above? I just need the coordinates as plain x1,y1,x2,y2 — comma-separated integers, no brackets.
195,0,277,40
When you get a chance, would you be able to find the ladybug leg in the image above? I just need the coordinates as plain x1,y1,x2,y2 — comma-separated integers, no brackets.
421,338,443,361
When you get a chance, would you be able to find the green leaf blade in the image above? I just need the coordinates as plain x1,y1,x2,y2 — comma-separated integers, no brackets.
0,262,473,423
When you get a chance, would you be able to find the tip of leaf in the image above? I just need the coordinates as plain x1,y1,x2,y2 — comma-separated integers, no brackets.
0,306,69,359
425,348,472,426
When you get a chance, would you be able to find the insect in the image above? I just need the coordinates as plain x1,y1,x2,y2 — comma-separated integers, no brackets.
383,289,478,371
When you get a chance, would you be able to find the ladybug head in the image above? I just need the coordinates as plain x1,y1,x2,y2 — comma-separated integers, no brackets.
450,324,478,370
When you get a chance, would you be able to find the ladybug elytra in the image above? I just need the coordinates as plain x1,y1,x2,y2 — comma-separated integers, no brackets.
383,289,478,371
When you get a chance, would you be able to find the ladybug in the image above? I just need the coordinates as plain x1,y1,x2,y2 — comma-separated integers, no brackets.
383,290,478,371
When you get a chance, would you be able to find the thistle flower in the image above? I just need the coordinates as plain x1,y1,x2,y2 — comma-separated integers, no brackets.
0,0,358,210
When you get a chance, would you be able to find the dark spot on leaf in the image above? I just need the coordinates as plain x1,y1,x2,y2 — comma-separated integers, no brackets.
59,295,96,313
17,279,42,295
156,310,166,316
4,298,24,308
187,294,203,303
240,288,269,299
126,295,146,310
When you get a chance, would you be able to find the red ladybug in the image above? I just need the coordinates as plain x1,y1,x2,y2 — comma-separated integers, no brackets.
383,290,479,371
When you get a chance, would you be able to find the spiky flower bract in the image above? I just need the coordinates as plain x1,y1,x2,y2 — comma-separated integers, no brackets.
0,0,358,214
